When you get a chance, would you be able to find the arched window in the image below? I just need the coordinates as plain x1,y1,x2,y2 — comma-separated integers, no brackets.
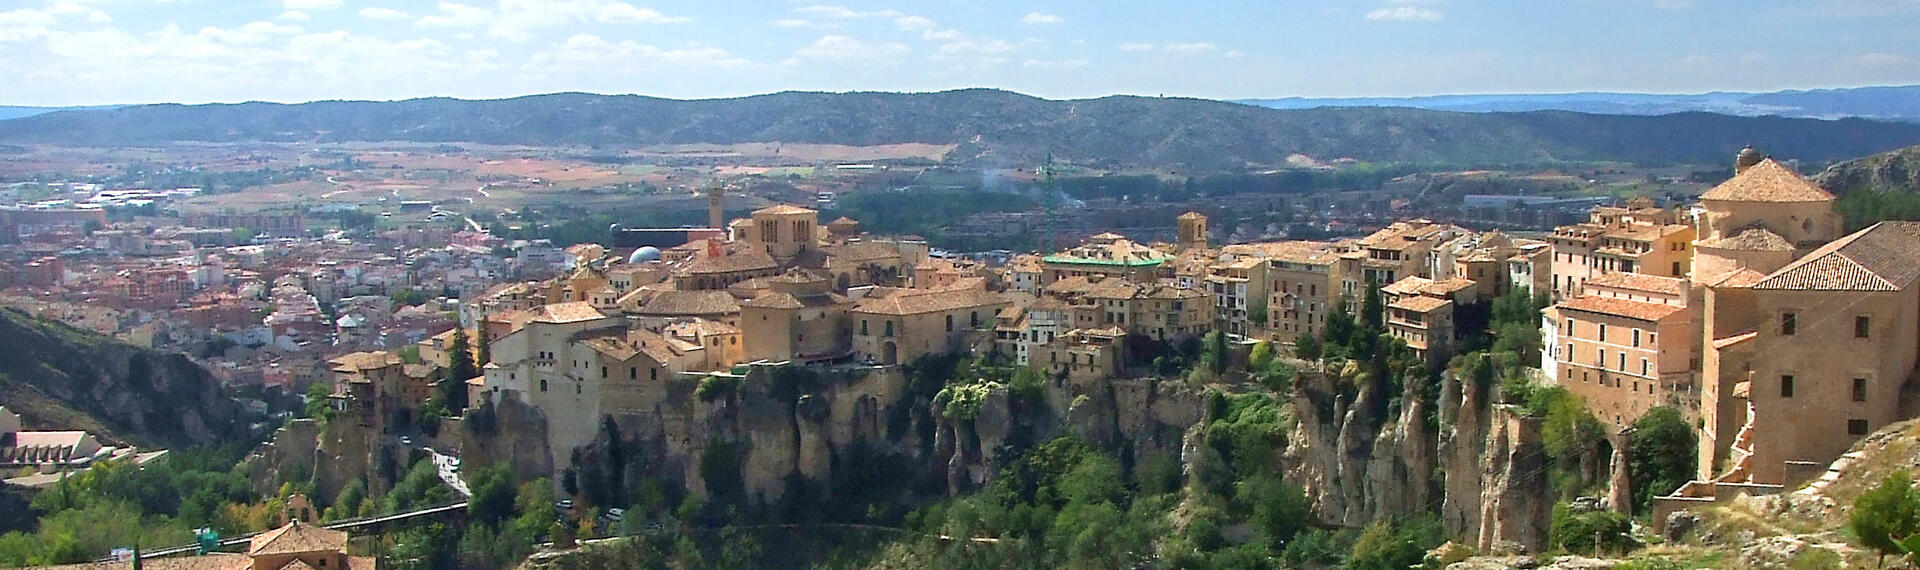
539,379,548,391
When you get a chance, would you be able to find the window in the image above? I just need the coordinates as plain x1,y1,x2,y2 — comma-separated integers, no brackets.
629,367,636,380
1672,261,1682,276
1632,329,1641,347
1618,352,1626,371
1641,358,1649,376
1596,348,1605,366
650,368,657,381
540,379,548,391
861,320,868,335
1849,419,1871,435
1780,375,1795,398
1856,316,1871,338
1599,324,1607,342
1649,333,1657,344
1566,343,1574,360
884,321,894,336
1781,312,1797,335
1566,319,1574,335
1854,378,1868,402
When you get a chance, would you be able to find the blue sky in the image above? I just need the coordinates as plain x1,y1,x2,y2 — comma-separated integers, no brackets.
1,0,1918,105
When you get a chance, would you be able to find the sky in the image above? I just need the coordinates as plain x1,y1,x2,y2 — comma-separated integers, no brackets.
1,0,1919,106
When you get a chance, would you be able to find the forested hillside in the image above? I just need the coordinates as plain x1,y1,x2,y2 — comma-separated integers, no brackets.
9,90,1920,171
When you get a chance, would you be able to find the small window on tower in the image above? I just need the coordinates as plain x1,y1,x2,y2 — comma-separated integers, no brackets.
1856,316,1871,339
1781,312,1797,335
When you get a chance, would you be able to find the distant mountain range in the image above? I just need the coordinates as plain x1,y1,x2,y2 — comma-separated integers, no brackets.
8,89,1920,170
1238,85,1920,122
0,105,120,121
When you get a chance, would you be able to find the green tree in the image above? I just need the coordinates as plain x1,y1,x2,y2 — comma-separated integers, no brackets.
476,326,491,366
1629,407,1697,510
443,328,475,410
1294,333,1322,362
1204,330,1229,375
1852,471,1920,567
466,463,518,528
302,382,334,421
1360,281,1384,333
1248,295,1269,328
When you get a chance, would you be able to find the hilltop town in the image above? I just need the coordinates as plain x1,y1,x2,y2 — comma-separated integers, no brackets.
4,143,1920,568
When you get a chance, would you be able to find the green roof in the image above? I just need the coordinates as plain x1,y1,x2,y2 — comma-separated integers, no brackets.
1041,255,1166,267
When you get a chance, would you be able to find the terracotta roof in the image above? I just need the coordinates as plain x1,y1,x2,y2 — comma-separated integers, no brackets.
1585,272,1686,296
1556,295,1687,322
633,290,740,316
854,288,1008,316
277,560,320,570
1711,331,1759,350
1178,211,1206,220
1696,228,1793,252
1703,268,1768,289
829,241,900,263
683,250,779,275
665,319,741,338
532,302,608,324
329,351,399,372
754,204,818,216
1389,295,1452,313
1382,276,1433,296
1700,159,1835,203
1755,221,1920,291
36,553,254,570
250,520,348,556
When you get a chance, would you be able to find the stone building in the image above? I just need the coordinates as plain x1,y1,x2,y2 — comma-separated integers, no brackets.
850,286,1009,365
1701,221,1920,486
738,269,853,363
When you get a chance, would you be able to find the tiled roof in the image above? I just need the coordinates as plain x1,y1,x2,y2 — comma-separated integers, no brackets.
754,204,818,216
532,302,608,324
1382,276,1433,296
854,288,1008,316
250,520,348,556
829,241,900,263
1755,222,1920,291
1389,295,1452,313
633,290,740,316
1704,268,1768,289
1178,211,1206,220
329,351,399,372
683,250,779,275
1556,295,1687,322
1697,227,1793,252
1586,272,1687,296
36,553,254,570
1700,159,1835,203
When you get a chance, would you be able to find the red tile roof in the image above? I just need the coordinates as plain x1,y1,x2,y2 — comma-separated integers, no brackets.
1755,221,1920,292
1700,159,1835,203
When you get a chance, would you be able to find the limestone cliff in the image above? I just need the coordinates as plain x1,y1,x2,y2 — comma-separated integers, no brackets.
0,307,254,449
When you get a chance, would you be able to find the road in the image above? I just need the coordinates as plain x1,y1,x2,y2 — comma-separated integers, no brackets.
424,446,470,497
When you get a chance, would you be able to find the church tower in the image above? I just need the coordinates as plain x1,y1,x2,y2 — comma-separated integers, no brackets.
706,181,725,230
1177,211,1208,252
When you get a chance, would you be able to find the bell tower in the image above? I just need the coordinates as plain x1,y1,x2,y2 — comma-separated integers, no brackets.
706,181,725,230
1177,211,1208,252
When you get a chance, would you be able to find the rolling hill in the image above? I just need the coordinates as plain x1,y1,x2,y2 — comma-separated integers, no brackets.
8,89,1920,171
1239,85,1920,122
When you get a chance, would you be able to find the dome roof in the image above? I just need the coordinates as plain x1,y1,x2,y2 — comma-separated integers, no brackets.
628,246,662,264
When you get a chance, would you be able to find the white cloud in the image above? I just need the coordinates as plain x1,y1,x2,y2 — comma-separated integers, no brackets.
1365,6,1444,21
279,10,310,21
359,8,411,21
1225,50,1244,58
772,19,815,28
1117,42,1156,52
1023,58,1086,69
893,15,936,30
933,37,1022,69
784,34,908,65
530,33,747,70
922,28,962,40
1163,42,1217,54
1021,12,1064,25
416,2,492,28
283,0,342,10
1861,53,1912,65
416,1,690,43
793,5,902,20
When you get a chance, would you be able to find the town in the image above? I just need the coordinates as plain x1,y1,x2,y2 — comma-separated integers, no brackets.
3,133,1920,570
